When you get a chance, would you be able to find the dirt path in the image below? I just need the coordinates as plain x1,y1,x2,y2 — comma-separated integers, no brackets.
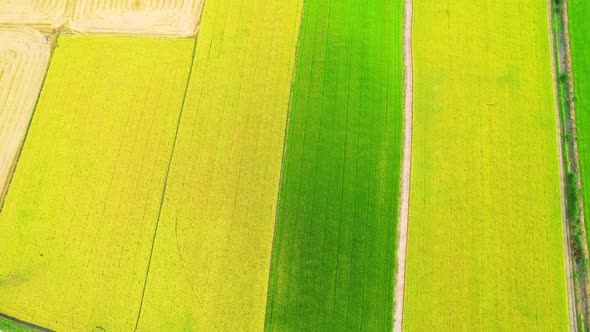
547,0,578,330
393,0,413,330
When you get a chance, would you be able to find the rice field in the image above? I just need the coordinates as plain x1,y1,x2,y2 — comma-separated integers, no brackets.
0,0,585,330
0,29,50,203
264,0,403,330
0,35,194,331
403,0,569,330
569,0,590,249
134,0,304,330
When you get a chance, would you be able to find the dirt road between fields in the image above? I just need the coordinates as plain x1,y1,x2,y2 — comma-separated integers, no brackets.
393,0,413,331
547,0,577,330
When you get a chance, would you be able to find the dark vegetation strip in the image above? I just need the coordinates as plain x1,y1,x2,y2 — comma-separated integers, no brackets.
551,0,590,329
0,313,53,332
264,0,404,330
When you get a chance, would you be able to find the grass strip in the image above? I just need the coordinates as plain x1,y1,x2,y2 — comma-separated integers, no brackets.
551,0,590,328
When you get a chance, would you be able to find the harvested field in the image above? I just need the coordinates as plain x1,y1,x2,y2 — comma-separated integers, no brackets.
264,0,404,330
0,29,50,203
134,0,304,330
69,0,204,37
0,0,68,28
0,35,194,331
403,0,569,330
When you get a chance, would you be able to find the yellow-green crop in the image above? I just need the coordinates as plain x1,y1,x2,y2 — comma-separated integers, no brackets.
134,0,304,330
0,35,194,331
0,29,50,203
404,0,569,330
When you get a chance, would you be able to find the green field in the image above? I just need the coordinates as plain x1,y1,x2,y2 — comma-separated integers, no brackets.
404,0,569,330
264,0,403,330
569,0,590,250
134,0,304,330
0,35,193,331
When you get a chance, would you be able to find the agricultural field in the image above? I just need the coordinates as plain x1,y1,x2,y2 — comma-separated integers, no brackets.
134,0,304,330
264,0,403,330
69,0,205,37
0,29,50,203
403,0,569,330
0,1,203,37
569,0,590,249
0,35,194,331
0,0,585,330
0,0,67,28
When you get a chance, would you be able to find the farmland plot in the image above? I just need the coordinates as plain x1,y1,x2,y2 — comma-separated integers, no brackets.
0,0,68,28
264,0,403,330
70,0,204,37
569,0,590,248
0,29,50,203
134,0,304,330
0,35,193,331
403,0,569,330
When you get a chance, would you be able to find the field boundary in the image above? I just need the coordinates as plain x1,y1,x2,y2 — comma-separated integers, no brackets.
393,0,413,330
263,0,307,326
0,312,53,332
550,0,590,330
132,36,199,330
549,0,579,329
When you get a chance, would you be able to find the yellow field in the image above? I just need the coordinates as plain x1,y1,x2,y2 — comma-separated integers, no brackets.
403,0,569,330
0,0,68,28
0,35,194,331
134,0,303,330
0,29,50,203
69,0,204,37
